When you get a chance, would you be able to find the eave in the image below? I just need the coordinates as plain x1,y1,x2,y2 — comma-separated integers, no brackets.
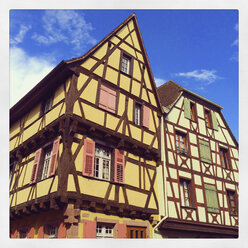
10,61,73,125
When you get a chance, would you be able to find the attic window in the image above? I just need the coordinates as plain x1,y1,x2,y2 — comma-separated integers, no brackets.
121,54,131,75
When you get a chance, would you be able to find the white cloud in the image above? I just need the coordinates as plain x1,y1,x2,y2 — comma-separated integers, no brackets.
31,10,97,51
173,69,222,85
154,77,167,87
232,39,238,46
10,24,32,45
10,47,55,107
234,23,238,31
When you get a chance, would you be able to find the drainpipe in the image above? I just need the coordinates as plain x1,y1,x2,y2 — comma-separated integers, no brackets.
153,114,168,237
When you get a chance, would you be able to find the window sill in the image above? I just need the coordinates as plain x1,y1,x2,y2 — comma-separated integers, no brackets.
180,205,196,210
120,70,132,78
176,150,190,157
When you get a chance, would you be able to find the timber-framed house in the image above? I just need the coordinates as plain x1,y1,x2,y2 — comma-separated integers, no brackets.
9,14,164,238
156,80,239,238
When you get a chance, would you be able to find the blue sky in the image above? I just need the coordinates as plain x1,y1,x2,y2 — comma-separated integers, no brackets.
9,9,238,140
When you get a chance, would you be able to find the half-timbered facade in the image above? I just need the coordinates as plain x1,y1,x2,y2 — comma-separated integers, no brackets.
9,14,163,238
156,80,239,238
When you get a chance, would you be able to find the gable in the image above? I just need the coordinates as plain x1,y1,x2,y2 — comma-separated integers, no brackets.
66,14,162,112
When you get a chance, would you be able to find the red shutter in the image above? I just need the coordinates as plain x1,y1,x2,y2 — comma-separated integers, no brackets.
117,224,127,238
107,87,117,113
49,137,60,177
27,227,34,238
58,222,66,238
114,149,125,184
83,220,96,238
83,139,95,177
99,85,109,110
142,105,150,128
30,148,42,184
99,85,116,113
37,226,44,238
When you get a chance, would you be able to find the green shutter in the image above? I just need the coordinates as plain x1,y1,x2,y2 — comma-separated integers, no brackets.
184,98,191,119
205,184,219,213
211,111,219,131
199,140,212,163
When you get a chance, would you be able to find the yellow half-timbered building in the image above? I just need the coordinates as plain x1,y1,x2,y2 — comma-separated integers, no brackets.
9,14,164,239
156,80,239,238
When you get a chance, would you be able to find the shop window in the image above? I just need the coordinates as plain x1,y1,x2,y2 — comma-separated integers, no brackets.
96,223,114,238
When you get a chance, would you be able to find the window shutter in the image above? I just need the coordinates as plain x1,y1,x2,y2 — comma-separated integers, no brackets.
49,137,60,177
205,184,219,213
99,85,109,110
83,139,95,177
211,111,219,131
107,87,117,113
114,149,125,184
184,98,191,119
58,222,66,238
117,224,127,238
30,148,42,184
83,220,96,238
37,226,44,238
199,140,212,163
142,105,150,128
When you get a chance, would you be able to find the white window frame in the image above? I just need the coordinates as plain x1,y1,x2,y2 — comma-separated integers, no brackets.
41,147,52,180
94,146,111,181
48,225,58,238
121,54,130,74
180,179,191,207
135,103,141,125
96,223,114,238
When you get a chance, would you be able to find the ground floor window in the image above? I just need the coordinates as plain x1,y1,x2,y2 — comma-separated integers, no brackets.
96,223,114,238
127,226,146,238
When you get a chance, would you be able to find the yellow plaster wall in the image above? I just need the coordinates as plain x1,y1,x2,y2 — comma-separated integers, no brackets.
105,67,118,85
82,104,105,126
108,49,121,70
93,42,108,60
80,78,98,104
131,80,141,97
81,57,97,71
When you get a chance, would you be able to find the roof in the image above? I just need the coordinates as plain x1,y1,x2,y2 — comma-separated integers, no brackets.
157,80,223,110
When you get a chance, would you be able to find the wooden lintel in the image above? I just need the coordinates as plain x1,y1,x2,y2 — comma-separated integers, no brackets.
89,127,95,133
89,201,96,211
104,133,111,138
23,206,30,215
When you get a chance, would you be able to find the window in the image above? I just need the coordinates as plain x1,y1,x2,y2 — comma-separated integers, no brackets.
83,140,125,184
180,179,193,207
227,191,238,215
175,131,187,155
94,146,111,180
204,109,212,128
127,226,146,238
96,223,114,238
41,146,53,180
48,225,58,238
190,102,196,122
19,230,27,239
41,96,53,116
99,84,117,113
205,184,219,213
134,103,141,125
30,137,60,184
183,98,196,121
121,54,131,74
199,139,212,164
220,147,230,169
